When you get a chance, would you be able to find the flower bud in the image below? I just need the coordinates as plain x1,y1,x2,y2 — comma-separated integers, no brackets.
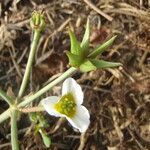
30,11,46,32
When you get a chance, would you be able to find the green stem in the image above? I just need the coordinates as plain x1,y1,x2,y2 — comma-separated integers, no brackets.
0,108,11,124
0,88,14,105
18,31,41,99
11,109,19,150
18,67,77,107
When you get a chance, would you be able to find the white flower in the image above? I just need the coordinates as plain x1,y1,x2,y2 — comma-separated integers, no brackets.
41,78,90,133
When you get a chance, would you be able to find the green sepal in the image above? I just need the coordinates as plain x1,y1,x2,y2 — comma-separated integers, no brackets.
30,11,46,32
69,30,81,55
90,59,122,68
29,113,38,123
88,35,117,58
80,19,90,56
66,51,82,67
79,59,96,72
39,129,51,148
38,113,49,128
34,124,41,133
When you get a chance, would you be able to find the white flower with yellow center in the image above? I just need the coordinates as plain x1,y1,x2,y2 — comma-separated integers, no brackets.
41,78,90,133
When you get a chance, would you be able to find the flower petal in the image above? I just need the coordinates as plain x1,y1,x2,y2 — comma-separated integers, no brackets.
62,78,83,105
41,96,65,117
67,105,90,133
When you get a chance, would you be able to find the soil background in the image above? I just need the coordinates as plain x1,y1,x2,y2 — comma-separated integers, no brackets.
0,0,150,150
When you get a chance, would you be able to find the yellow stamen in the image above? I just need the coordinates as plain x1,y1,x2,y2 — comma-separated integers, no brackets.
54,93,76,118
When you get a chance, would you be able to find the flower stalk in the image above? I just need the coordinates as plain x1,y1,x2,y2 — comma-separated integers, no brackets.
18,11,45,99
18,67,77,108
11,109,19,150
18,31,41,99
0,108,11,124
0,88,14,105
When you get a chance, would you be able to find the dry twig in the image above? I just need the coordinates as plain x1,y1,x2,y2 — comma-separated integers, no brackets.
83,0,113,21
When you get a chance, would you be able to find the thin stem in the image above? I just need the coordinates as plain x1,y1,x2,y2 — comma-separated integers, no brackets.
18,67,77,107
18,31,41,99
0,108,11,124
0,88,14,105
11,109,19,150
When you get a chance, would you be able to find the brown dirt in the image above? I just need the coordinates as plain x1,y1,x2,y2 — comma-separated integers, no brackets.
0,0,150,150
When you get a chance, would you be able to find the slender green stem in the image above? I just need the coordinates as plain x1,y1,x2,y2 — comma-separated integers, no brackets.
0,108,11,124
0,88,14,105
18,67,77,107
11,109,19,150
18,31,41,99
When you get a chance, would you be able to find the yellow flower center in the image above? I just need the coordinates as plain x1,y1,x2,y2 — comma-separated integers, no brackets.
54,93,76,118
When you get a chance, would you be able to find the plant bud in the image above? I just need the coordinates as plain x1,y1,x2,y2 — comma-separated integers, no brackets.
30,11,46,32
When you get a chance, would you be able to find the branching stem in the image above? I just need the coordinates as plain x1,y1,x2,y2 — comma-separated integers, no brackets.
0,67,77,123
0,88,14,105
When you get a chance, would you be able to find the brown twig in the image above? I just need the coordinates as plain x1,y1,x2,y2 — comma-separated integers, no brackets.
83,0,113,21
139,49,150,67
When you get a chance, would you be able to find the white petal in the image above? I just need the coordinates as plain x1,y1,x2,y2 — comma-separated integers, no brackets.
41,96,65,117
62,78,83,105
66,105,90,133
